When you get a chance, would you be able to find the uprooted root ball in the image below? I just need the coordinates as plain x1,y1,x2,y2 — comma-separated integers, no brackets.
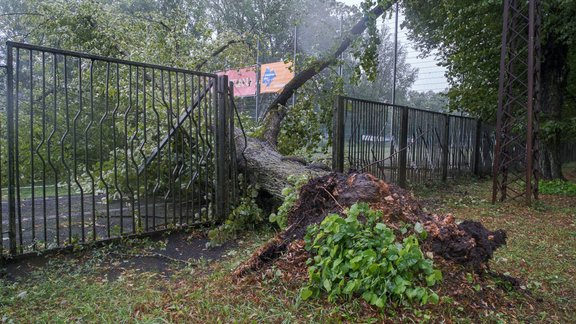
233,172,506,278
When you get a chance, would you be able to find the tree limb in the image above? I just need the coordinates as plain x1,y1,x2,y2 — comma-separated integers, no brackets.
195,39,247,71
260,2,393,146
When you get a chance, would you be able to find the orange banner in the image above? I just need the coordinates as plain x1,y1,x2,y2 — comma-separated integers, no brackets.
260,61,294,94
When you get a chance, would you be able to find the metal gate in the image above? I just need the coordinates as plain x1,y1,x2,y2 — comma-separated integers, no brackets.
332,95,494,187
1,42,237,257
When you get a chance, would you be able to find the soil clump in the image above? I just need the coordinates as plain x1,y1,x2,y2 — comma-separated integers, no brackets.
233,172,507,277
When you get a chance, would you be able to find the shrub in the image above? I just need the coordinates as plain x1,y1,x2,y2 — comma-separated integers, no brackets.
207,184,264,246
539,179,576,196
301,203,442,308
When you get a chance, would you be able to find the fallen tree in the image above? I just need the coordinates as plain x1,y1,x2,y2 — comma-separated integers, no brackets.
233,128,328,201
232,1,394,200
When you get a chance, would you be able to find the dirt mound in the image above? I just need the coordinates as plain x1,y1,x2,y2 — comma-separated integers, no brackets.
233,172,507,277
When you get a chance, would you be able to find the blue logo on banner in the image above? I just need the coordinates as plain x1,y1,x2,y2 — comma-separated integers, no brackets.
262,67,276,87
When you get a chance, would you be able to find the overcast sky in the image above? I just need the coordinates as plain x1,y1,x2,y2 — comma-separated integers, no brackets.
338,0,448,93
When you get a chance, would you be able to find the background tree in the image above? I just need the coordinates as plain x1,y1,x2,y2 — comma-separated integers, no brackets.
401,0,576,179
404,90,448,113
344,26,417,104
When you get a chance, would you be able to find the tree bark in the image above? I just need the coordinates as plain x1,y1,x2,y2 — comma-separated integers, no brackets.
233,128,328,201
259,2,393,146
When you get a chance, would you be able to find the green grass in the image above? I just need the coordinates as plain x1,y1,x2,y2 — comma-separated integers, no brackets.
1,179,575,322
416,178,576,322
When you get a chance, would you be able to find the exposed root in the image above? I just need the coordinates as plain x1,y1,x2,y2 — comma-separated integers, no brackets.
233,172,507,278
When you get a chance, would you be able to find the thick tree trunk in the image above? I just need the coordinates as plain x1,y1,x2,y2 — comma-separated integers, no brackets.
540,147,552,179
233,129,328,201
260,2,393,146
540,33,569,180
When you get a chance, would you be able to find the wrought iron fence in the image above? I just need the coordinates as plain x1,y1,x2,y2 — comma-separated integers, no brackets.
333,95,494,187
1,42,237,257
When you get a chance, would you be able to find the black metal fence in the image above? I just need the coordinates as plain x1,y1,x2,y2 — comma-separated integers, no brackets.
333,96,494,187
1,42,237,257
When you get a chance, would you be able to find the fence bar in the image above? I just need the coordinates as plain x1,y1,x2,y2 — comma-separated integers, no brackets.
228,82,238,206
473,119,482,175
215,75,228,224
6,44,17,254
442,114,450,181
398,106,409,188
332,96,345,172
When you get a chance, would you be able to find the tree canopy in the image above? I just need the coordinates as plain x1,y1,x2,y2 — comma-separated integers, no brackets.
401,0,576,178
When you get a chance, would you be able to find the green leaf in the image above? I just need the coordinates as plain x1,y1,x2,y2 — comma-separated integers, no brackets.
333,258,343,268
375,223,387,231
323,279,332,292
362,291,375,303
344,279,358,294
429,292,440,304
374,297,386,308
350,255,363,264
300,287,314,301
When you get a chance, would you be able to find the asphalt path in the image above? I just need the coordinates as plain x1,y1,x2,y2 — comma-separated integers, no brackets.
1,194,208,253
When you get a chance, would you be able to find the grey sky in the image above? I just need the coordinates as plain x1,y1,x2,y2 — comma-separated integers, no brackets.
338,0,448,92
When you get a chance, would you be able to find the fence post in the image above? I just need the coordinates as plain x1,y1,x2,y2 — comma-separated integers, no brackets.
332,96,345,172
442,114,450,182
228,81,238,207
473,119,482,176
6,44,17,254
398,106,409,188
215,75,229,224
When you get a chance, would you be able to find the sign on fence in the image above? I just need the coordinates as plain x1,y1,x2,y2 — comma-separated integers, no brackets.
217,67,256,97
217,61,294,97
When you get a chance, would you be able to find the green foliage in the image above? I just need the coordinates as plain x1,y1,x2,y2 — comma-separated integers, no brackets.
539,179,576,196
208,183,264,246
401,0,503,119
269,174,309,229
404,90,449,113
540,118,576,145
278,100,323,156
301,202,441,308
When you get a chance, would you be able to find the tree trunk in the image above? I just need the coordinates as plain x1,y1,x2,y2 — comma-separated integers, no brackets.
540,147,552,179
233,129,328,201
540,33,569,180
260,2,393,146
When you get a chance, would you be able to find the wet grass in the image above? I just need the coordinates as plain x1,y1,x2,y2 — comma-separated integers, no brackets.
1,177,575,322
415,176,576,322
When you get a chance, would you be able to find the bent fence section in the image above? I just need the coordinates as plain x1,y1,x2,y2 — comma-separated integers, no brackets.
1,42,237,257
333,96,494,187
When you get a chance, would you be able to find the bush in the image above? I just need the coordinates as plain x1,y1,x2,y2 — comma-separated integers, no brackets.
207,184,264,246
301,203,442,308
539,179,576,196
